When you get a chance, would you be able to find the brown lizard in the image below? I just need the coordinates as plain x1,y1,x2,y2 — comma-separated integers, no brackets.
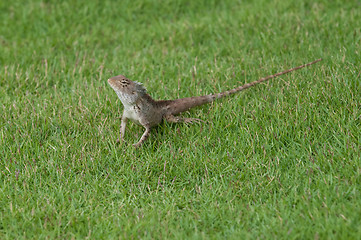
108,58,322,147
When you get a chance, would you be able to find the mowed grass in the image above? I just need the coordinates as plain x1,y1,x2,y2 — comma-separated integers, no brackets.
1,0,360,238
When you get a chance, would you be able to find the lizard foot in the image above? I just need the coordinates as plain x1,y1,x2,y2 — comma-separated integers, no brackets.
165,114,204,124
183,118,204,124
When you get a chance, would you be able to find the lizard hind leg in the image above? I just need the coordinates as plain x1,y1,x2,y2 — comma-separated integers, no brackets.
165,114,204,124
133,126,151,148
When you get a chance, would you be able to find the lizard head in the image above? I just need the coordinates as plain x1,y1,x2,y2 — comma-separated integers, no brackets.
108,75,147,104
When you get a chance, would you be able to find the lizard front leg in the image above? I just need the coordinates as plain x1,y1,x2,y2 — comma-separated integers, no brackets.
117,114,128,143
133,125,151,148
165,114,204,124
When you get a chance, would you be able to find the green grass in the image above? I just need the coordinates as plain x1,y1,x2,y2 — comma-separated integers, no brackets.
1,0,360,238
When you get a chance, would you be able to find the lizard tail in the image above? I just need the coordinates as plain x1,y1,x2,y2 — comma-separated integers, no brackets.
212,58,322,100
166,58,322,115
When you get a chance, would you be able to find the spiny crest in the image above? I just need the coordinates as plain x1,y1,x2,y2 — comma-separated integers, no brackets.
133,81,147,95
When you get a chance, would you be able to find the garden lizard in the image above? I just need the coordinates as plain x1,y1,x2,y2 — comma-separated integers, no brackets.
108,58,322,147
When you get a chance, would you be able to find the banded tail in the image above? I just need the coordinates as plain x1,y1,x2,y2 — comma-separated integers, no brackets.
166,58,322,115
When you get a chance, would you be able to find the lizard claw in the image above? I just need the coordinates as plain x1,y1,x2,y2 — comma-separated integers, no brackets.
132,143,141,148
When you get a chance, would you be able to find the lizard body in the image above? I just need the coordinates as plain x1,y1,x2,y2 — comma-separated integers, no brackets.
108,58,322,147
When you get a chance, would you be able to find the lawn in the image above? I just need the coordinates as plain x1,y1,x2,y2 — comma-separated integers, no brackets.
1,0,360,238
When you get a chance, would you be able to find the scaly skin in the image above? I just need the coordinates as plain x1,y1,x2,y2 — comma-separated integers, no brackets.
108,58,322,147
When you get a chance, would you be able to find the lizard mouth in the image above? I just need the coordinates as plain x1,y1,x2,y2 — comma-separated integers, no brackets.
107,78,115,88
